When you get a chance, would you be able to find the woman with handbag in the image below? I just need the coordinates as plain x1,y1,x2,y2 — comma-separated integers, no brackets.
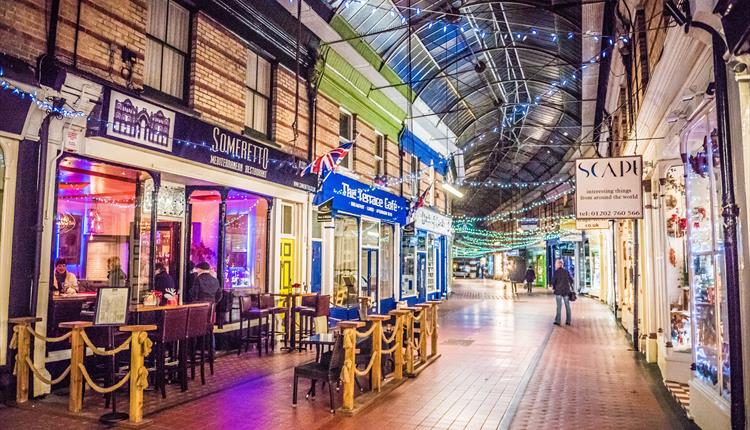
550,259,574,326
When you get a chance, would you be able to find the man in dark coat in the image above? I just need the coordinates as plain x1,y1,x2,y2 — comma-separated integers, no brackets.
550,259,573,326
524,267,536,295
191,261,223,304
154,263,175,305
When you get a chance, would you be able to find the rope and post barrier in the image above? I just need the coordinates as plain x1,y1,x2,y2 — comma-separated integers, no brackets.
388,310,410,381
366,315,389,392
8,317,43,404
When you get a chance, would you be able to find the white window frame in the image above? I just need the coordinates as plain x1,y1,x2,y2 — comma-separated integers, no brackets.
374,132,385,177
245,49,272,137
145,0,190,100
338,109,353,170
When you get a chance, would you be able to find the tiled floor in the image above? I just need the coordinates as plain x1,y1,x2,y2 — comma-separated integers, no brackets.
0,279,692,429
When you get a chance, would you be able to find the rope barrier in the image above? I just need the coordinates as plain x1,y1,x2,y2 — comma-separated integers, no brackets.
355,324,377,339
381,345,398,355
25,326,71,343
382,328,397,344
24,357,71,386
78,363,130,394
354,353,377,377
79,331,132,356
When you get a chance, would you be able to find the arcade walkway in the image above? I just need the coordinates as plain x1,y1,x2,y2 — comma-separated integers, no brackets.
0,279,694,429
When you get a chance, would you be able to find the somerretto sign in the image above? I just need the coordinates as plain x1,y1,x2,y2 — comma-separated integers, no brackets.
575,156,643,219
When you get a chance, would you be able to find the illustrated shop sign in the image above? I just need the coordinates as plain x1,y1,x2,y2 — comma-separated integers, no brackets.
314,173,408,224
413,208,452,236
104,90,176,151
575,156,643,219
97,89,316,192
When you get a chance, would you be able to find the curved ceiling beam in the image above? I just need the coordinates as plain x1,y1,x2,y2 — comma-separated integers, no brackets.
453,78,581,108
460,0,581,29
409,45,580,99
454,102,581,145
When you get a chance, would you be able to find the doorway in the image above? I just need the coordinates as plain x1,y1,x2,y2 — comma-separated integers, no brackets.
280,238,295,294
156,221,181,290
417,251,427,301
360,248,379,313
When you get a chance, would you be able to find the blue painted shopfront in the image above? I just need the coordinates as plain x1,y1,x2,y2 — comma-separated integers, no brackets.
401,208,452,306
313,173,407,318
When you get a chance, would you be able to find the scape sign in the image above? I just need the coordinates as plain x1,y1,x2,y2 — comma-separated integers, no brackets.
575,156,643,219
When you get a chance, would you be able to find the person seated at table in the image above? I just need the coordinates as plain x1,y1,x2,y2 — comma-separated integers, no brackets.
52,258,78,295
190,261,223,304
154,263,175,305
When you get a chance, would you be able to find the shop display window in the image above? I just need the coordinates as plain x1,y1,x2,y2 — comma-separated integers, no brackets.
401,234,417,297
225,190,268,289
684,107,730,399
334,215,358,307
53,157,152,302
426,233,438,294
663,165,690,351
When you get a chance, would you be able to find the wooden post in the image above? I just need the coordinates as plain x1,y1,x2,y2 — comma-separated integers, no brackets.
59,321,93,413
416,304,431,362
388,310,410,381
367,315,389,392
338,321,364,411
426,301,442,357
402,307,417,374
9,317,41,404
120,324,157,424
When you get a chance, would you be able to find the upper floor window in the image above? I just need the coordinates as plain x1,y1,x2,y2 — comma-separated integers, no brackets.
410,154,419,197
374,133,385,177
145,0,190,100
246,50,271,136
338,110,353,170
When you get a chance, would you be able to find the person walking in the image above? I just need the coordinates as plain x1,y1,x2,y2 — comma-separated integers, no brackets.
524,267,536,295
550,259,573,326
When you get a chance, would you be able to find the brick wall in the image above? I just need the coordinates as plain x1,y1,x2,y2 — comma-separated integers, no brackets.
0,0,50,65
273,65,309,159
315,92,339,157
189,12,245,133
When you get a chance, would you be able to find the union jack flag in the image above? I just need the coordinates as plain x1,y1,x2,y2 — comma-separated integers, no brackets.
300,140,354,179
408,186,431,219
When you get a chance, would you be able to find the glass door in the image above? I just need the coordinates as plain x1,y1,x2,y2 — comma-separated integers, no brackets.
360,248,379,313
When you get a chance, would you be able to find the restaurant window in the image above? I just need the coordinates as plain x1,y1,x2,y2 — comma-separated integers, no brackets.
311,210,322,240
401,234,416,297
375,133,385,176
53,157,153,303
189,190,269,290
380,223,394,302
333,215,358,307
245,49,271,136
145,0,190,99
339,110,353,169
226,191,268,289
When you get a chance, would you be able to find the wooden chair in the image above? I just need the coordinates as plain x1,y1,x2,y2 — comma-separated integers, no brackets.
151,308,189,398
186,304,211,385
292,332,344,413
238,295,270,356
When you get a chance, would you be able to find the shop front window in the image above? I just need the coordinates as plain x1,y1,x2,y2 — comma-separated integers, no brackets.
401,234,417,297
53,157,152,302
225,190,268,289
685,107,730,399
334,215,358,307
426,233,438,294
662,165,690,351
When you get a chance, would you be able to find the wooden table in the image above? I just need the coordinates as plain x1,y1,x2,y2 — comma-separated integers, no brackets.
130,303,207,312
271,292,318,352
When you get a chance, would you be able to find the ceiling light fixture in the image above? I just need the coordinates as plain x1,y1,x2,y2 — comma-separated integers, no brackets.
443,183,464,198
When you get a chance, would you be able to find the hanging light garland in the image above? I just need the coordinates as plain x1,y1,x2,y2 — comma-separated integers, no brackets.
459,178,573,189
0,68,86,118
454,188,575,222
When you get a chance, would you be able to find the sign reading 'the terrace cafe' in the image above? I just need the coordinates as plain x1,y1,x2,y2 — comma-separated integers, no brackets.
575,156,643,219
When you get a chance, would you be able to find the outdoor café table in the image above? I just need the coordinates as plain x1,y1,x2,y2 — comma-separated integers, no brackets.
272,292,318,352
298,332,337,362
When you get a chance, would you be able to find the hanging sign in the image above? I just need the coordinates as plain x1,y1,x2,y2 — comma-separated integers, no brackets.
575,156,643,219
413,208,452,236
576,219,610,230
314,173,408,224
317,198,334,223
